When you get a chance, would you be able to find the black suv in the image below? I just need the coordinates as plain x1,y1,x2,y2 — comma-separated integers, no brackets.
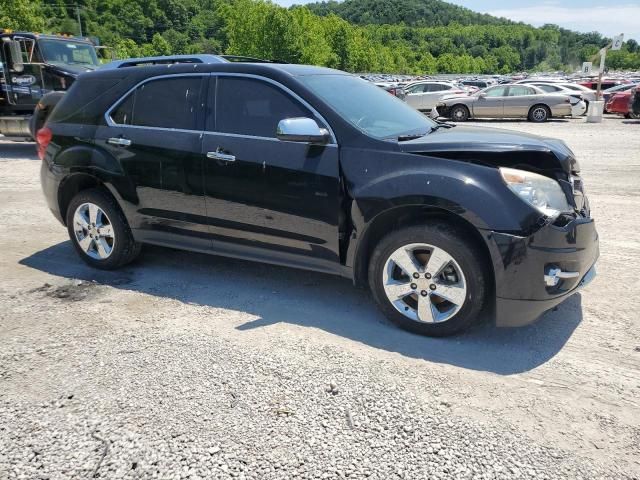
38,61,599,336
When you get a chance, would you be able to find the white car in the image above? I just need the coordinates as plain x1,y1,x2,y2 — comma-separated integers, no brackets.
557,83,597,103
403,81,468,111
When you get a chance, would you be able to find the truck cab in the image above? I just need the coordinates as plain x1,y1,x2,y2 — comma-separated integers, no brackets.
0,30,103,139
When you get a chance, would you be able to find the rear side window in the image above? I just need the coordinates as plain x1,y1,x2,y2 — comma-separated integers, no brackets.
111,94,133,125
110,76,203,130
215,77,310,138
508,86,534,96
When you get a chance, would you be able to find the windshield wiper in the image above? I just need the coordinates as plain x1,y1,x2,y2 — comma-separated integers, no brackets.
396,132,429,141
430,122,456,132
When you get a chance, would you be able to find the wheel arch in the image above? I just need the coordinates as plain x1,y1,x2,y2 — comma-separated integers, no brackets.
58,173,113,225
351,205,494,294
53,144,137,225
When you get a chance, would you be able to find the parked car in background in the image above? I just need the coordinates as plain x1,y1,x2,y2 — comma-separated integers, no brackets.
606,89,639,119
580,79,628,91
528,83,587,116
515,78,566,85
434,84,572,122
375,82,406,100
602,83,639,110
37,62,598,336
460,79,495,89
631,87,640,117
558,83,596,105
403,81,468,111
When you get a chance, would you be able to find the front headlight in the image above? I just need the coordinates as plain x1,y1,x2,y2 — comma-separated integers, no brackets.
500,167,572,217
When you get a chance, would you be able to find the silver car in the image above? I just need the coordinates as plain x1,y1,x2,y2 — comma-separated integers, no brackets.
528,83,587,116
403,81,467,111
434,84,573,122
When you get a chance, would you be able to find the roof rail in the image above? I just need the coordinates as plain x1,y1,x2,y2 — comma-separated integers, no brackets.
220,55,287,64
98,54,228,70
97,54,286,70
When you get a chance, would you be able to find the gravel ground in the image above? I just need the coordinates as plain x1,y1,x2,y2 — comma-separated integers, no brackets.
0,116,639,479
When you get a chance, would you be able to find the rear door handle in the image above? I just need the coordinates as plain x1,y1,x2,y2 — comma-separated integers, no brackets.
206,150,236,162
107,137,131,147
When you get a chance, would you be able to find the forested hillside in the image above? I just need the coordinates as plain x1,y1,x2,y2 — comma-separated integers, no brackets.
2,0,639,73
304,0,509,27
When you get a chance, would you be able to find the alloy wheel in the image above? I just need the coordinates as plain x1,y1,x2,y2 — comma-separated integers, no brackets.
73,202,115,260
452,107,467,121
382,243,467,323
532,107,547,121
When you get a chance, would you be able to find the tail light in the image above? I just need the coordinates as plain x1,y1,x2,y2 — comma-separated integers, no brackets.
36,127,52,160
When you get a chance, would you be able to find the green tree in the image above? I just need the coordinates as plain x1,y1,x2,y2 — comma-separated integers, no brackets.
0,0,45,31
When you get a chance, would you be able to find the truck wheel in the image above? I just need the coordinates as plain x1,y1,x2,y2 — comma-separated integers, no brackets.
65,188,141,270
450,105,469,122
528,105,550,123
368,224,487,337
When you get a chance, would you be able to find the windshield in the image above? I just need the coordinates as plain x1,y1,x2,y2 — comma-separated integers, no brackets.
298,74,435,140
39,39,99,67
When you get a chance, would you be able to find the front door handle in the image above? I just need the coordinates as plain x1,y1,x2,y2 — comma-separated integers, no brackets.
206,149,236,162
107,137,131,147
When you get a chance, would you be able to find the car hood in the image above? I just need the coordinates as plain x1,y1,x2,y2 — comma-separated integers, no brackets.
440,93,472,101
45,62,97,77
398,125,579,174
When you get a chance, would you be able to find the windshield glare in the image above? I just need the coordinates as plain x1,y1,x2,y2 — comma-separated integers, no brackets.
40,39,99,67
299,74,435,140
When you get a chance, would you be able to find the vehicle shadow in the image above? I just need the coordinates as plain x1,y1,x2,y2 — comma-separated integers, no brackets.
19,242,583,376
467,118,571,124
0,140,38,161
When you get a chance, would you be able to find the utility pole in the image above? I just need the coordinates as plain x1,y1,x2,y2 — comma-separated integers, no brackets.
596,47,606,101
595,34,624,100
75,3,83,37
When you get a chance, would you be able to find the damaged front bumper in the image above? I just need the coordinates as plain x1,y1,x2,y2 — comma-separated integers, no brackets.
484,215,599,327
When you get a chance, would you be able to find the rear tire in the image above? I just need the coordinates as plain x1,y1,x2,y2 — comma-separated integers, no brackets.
65,188,141,270
528,104,550,123
368,224,487,337
450,105,470,122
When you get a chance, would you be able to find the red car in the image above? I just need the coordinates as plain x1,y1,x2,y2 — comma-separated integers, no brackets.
580,79,628,90
632,88,640,117
606,89,640,119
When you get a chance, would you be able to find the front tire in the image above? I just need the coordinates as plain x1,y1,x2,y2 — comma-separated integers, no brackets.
66,188,141,270
368,224,487,337
449,105,470,122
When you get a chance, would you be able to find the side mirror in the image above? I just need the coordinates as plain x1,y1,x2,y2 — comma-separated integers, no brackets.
7,40,24,73
276,117,330,144
477,92,486,99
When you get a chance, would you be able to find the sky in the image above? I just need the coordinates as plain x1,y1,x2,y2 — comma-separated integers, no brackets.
275,0,640,42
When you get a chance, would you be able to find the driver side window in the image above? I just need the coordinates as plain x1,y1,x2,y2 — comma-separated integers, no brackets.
484,87,508,97
406,84,426,94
